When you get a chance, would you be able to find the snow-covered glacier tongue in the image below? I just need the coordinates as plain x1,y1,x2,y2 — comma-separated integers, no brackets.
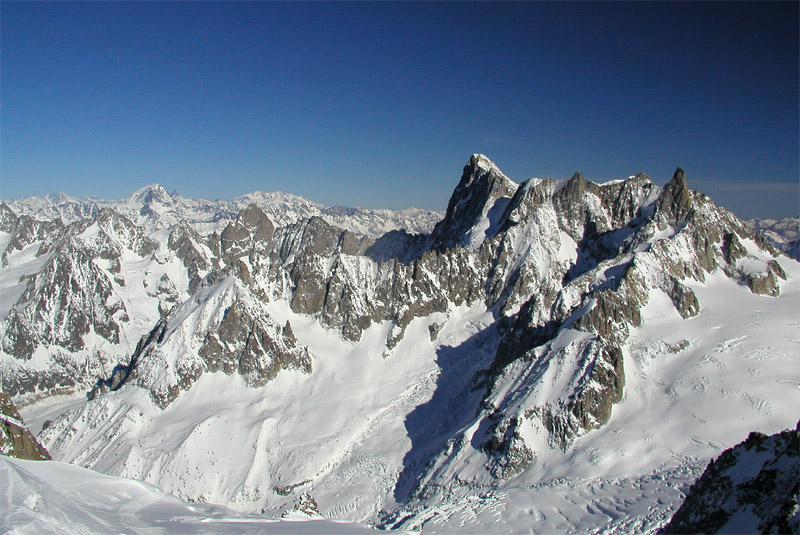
3,155,798,533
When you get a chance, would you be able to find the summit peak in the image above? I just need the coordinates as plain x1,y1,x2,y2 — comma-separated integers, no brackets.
430,154,518,249
469,153,498,171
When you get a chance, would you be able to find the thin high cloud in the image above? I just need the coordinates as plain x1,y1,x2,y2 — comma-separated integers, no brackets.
692,181,799,193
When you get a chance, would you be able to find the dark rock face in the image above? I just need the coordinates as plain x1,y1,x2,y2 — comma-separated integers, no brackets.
661,422,800,535
722,232,748,265
745,260,787,297
270,216,371,263
221,204,276,263
168,221,219,294
0,392,50,460
0,202,18,232
656,167,694,227
430,154,518,250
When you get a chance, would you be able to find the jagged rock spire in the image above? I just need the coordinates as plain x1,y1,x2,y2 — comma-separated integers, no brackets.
430,154,517,249
656,167,694,226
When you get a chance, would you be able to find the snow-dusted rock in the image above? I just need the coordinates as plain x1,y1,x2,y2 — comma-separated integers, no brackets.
122,276,311,408
7,184,443,237
662,422,799,534
748,216,800,259
3,155,797,533
0,393,49,460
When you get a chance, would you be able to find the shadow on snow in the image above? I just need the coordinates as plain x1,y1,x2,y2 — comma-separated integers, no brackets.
392,322,499,504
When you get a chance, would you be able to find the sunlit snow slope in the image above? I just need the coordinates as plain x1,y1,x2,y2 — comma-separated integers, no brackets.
34,258,800,533
1,456,379,534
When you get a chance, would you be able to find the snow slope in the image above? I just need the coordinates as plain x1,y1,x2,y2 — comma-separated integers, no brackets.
1,456,379,534
37,300,495,522
378,257,800,533
0,209,190,405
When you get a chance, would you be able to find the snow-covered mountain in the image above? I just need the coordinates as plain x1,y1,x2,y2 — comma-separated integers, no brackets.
2,155,798,533
748,216,800,260
6,185,443,237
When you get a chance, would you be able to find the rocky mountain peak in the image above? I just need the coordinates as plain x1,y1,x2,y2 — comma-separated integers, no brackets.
127,184,177,220
123,276,312,408
469,152,499,171
3,154,796,533
655,166,693,226
748,216,800,260
236,203,274,232
556,171,601,205
0,202,17,232
130,183,171,202
430,154,518,249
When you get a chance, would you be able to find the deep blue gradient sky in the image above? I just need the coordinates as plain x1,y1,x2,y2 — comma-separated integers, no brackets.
2,1,798,219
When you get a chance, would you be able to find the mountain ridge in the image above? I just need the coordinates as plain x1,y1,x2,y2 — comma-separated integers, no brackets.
2,154,798,533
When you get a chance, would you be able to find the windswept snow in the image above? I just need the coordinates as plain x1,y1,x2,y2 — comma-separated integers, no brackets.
38,301,498,523
1,456,380,534
380,257,800,533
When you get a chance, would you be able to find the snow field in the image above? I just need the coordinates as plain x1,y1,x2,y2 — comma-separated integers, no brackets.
1,456,381,534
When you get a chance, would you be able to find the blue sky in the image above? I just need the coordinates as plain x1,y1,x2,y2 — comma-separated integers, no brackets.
2,1,798,219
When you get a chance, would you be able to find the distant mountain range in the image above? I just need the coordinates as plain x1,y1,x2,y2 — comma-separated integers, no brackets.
6,185,443,237
747,216,800,260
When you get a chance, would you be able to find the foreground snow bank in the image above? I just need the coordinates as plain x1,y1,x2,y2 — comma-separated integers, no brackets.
0,456,379,535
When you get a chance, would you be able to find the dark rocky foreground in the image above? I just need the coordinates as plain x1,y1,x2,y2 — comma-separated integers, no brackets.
0,392,50,460
662,422,799,535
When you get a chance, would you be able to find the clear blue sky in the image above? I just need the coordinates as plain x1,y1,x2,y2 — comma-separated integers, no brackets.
2,1,798,219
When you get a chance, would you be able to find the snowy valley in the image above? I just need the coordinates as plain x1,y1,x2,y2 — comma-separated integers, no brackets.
2,155,798,534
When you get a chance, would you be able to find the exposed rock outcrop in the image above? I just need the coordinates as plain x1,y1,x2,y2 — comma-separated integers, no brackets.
430,154,518,250
124,277,312,408
661,422,800,535
2,240,127,357
748,216,800,260
0,392,50,460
